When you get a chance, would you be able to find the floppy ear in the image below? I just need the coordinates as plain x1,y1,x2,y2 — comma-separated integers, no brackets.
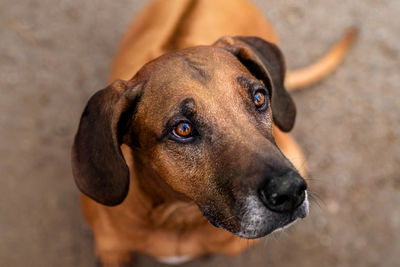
71,79,142,206
214,36,296,132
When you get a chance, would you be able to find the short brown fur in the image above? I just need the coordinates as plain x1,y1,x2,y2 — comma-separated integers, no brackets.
73,0,357,265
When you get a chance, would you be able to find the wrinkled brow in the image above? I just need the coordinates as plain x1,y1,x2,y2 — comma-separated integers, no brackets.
179,55,209,84
179,97,197,118
161,97,198,128
236,75,265,91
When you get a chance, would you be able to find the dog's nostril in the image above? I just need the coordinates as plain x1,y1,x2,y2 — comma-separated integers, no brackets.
299,182,307,193
296,189,306,206
296,181,307,204
269,193,290,206
297,186,306,198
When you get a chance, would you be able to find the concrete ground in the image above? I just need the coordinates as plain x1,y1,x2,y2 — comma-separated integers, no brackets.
1,0,399,266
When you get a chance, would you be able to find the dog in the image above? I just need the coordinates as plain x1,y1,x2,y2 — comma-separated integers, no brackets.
71,0,357,265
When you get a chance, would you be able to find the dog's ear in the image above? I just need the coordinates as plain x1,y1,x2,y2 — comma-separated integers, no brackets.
214,36,296,132
71,79,142,206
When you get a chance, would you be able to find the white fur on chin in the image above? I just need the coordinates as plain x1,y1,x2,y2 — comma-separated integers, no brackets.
157,255,193,265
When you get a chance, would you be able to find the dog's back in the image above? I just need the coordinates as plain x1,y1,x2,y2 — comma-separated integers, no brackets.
109,0,278,82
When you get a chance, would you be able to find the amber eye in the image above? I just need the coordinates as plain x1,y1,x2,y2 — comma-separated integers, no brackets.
253,90,267,110
253,89,268,111
174,122,193,137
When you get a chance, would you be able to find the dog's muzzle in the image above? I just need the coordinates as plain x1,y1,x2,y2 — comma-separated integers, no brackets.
233,171,309,239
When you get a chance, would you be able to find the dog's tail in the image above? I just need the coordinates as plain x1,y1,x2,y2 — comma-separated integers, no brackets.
285,27,359,91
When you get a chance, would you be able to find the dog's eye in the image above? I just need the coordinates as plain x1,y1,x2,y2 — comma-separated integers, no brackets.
253,90,268,111
173,121,193,138
167,119,198,143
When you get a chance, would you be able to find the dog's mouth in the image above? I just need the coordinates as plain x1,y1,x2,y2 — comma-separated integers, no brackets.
203,191,309,239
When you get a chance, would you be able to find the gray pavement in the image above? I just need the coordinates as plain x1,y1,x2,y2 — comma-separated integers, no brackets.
1,0,399,266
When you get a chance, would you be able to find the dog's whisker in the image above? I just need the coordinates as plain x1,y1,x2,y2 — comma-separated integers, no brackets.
261,236,270,251
220,215,238,224
307,190,326,209
304,175,334,185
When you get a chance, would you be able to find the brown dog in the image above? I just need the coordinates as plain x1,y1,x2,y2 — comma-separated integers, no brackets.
72,0,357,265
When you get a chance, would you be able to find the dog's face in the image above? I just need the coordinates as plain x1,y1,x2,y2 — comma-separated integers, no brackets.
72,37,308,239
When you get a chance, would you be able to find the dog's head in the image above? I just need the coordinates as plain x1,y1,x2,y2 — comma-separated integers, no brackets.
72,36,308,239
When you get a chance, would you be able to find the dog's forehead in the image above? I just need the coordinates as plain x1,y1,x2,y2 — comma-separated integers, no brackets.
134,46,254,117
140,46,248,91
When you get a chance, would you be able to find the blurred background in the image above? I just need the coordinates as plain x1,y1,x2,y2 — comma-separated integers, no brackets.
1,0,399,266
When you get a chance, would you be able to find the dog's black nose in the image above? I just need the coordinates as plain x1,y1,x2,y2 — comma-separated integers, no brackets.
258,171,307,213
